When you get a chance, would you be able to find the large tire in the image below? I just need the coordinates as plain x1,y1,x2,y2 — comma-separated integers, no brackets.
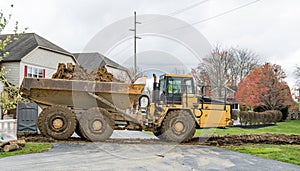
38,105,76,140
79,107,114,142
74,111,88,139
160,110,196,142
37,111,47,137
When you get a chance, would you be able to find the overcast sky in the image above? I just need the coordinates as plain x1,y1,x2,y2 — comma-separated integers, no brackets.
1,0,300,89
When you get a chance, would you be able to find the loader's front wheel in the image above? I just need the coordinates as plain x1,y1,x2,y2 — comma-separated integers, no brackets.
160,110,196,142
79,107,114,141
38,105,76,140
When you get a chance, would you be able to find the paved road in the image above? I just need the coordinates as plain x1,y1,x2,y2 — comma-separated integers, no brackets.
72,130,158,139
1,142,299,171
110,130,158,139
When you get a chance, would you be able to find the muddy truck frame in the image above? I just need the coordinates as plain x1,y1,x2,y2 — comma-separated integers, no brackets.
20,74,231,142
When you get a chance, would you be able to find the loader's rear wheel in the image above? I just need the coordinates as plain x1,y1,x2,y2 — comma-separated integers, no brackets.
38,105,76,140
79,107,114,141
160,110,196,142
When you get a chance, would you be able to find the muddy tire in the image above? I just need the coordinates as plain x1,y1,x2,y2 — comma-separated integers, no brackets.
74,111,88,139
37,111,47,137
79,107,114,141
76,119,89,140
160,110,196,142
38,105,76,140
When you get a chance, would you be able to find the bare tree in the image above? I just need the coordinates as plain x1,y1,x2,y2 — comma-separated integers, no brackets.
192,45,260,98
228,48,260,86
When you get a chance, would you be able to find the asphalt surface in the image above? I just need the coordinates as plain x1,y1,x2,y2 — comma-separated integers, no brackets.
109,130,158,139
1,131,300,171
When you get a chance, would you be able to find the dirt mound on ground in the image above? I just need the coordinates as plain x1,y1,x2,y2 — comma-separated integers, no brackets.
19,133,300,146
18,134,56,143
188,133,300,146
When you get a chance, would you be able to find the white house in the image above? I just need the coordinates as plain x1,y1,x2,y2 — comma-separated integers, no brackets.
0,33,77,119
0,33,77,86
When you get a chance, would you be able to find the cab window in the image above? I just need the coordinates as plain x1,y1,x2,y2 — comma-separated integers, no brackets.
183,79,194,94
167,78,182,94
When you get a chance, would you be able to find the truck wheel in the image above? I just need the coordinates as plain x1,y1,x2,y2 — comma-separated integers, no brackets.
38,105,76,140
37,112,47,137
79,107,114,141
161,110,196,142
74,111,88,139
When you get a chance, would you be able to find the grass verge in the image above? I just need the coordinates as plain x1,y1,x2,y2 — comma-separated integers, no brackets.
224,144,300,165
0,142,51,158
195,120,300,136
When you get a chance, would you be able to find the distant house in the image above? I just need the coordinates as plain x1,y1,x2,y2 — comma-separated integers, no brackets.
73,52,131,82
0,33,77,87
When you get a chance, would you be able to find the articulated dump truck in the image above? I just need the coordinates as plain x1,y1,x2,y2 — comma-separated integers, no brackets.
20,74,231,142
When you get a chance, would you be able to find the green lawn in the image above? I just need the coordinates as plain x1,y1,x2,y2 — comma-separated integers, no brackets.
195,120,300,136
0,142,51,158
224,144,300,165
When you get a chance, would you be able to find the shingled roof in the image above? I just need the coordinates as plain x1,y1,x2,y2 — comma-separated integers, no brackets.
73,52,128,73
0,33,73,62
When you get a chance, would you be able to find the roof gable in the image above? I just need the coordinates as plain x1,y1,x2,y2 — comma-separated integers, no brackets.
73,52,128,73
0,33,72,62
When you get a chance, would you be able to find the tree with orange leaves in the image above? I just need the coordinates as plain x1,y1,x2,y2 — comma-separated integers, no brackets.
235,63,293,110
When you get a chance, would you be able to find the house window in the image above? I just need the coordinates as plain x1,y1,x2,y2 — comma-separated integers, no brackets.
24,65,45,78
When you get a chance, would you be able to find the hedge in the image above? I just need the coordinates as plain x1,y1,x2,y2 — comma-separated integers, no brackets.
237,110,282,126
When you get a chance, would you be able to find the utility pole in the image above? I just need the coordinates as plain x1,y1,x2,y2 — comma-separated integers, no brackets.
129,11,141,76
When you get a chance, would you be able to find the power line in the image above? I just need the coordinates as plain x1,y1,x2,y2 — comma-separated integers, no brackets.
163,0,261,34
191,0,260,25
109,42,133,58
142,0,209,25
168,0,210,16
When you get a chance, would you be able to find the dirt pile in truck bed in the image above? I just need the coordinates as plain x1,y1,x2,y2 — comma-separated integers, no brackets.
52,63,114,82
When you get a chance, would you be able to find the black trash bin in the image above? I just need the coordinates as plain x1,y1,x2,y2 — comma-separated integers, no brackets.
17,103,38,134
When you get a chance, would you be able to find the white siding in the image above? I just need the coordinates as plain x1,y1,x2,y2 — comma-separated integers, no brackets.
19,48,75,85
1,62,20,85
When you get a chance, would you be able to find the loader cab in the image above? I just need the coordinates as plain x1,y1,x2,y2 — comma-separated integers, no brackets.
158,74,195,105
